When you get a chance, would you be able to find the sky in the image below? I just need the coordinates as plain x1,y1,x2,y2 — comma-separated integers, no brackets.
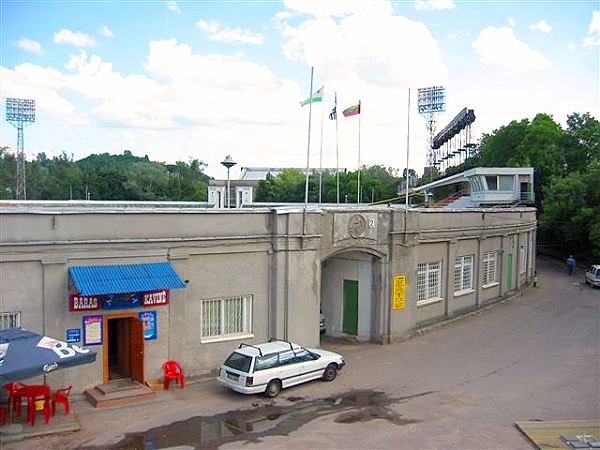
1,0,599,180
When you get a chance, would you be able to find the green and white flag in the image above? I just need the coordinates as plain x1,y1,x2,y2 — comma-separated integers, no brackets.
300,86,324,107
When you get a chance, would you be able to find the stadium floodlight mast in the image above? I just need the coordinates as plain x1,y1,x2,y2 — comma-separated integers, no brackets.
5,98,36,200
417,86,446,179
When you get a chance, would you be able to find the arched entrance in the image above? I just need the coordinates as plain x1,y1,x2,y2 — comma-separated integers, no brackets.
320,250,383,342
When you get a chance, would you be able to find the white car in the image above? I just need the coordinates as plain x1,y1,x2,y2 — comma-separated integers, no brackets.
216,339,345,397
584,264,600,288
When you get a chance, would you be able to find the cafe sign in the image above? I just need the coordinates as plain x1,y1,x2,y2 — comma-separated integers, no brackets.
142,290,169,307
70,294,101,312
70,290,169,311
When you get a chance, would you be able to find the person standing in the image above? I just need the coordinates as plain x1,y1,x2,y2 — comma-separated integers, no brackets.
567,255,576,276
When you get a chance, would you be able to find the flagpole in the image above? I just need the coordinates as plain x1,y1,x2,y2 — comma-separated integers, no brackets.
405,89,411,210
304,67,314,209
319,87,324,204
357,100,361,203
335,92,340,205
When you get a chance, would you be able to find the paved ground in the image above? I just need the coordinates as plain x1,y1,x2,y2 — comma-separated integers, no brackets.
6,255,599,449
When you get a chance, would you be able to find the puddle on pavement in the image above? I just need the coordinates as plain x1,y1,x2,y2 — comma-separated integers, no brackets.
83,389,432,450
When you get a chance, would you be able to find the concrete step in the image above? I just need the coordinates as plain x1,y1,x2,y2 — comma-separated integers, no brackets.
85,381,156,408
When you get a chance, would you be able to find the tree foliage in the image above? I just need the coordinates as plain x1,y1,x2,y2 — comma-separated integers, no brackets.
0,149,210,201
255,165,401,204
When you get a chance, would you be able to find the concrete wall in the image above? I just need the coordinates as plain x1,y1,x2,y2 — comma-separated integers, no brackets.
0,203,537,393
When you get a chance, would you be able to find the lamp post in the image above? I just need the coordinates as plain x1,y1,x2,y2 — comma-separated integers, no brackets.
221,155,237,208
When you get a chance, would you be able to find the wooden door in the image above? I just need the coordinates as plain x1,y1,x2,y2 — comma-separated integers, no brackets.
343,279,358,335
129,318,145,384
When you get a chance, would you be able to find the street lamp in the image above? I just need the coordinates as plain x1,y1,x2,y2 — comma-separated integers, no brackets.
220,155,237,208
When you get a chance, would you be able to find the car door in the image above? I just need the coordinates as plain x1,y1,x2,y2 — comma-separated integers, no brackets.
294,348,322,384
276,350,302,388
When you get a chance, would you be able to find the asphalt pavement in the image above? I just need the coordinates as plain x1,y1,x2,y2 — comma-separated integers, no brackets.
6,255,599,449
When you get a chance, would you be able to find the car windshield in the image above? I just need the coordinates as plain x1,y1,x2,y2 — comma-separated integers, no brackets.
224,352,253,372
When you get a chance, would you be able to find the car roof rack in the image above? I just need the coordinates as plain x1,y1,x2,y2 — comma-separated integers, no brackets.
268,338,295,351
238,342,263,356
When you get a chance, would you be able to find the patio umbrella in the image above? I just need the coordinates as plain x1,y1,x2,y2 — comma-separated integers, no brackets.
0,327,96,385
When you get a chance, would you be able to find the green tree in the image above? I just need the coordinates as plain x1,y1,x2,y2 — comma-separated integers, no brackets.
541,162,600,258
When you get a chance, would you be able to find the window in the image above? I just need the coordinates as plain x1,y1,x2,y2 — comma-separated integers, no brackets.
417,261,442,305
485,176,498,190
224,352,253,372
201,295,252,341
482,251,498,286
454,255,474,294
0,312,20,330
519,243,527,274
499,175,514,191
254,354,279,371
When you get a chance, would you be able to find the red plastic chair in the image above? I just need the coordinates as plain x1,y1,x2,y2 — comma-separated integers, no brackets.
162,360,184,390
0,406,5,425
4,381,28,418
51,386,72,416
26,385,50,426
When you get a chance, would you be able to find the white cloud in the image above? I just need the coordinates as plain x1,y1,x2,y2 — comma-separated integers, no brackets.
530,20,551,33
0,64,85,124
584,11,600,46
100,25,114,38
414,0,455,11
473,26,551,71
54,29,96,47
196,19,220,34
196,19,264,45
166,1,181,14
17,38,42,55
283,0,392,18
280,1,447,88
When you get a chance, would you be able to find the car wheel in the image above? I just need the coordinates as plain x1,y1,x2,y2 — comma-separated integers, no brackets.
322,364,337,382
265,379,282,398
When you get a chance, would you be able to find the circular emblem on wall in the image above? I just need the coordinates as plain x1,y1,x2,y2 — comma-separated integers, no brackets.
348,214,367,238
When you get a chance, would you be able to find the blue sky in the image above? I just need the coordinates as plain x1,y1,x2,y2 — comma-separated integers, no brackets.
1,0,598,180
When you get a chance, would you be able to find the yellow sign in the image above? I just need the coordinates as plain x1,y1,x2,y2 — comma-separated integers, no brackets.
392,275,406,310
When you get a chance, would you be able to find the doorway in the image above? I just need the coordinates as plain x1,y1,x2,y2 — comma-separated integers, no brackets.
104,315,145,384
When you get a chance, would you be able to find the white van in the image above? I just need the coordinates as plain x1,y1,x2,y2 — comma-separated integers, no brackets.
216,339,344,397
584,265,600,287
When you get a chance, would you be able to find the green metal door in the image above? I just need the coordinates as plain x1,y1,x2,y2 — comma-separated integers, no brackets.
507,254,513,290
343,280,358,335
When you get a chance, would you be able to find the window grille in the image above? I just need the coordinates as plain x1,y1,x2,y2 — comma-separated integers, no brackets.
201,295,252,340
0,311,21,331
482,251,497,285
417,261,442,305
454,255,474,293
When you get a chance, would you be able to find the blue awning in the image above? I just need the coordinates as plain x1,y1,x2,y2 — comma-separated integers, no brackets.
69,262,186,296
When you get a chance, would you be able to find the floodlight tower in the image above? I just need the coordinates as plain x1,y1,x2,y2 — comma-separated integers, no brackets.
5,98,36,200
417,87,445,179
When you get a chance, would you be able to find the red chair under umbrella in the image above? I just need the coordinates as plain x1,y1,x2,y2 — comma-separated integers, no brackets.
51,386,72,416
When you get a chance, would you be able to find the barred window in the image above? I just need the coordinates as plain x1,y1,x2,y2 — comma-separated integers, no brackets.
417,261,442,305
519,243,527,274
482,251,498,286
454,255,474,294
201,295,252,341
0,312,21,331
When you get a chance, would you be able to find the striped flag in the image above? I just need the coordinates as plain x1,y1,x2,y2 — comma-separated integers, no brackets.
300,86,324,107
343,102,360,117
329,92,337,120
329,106,336,120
